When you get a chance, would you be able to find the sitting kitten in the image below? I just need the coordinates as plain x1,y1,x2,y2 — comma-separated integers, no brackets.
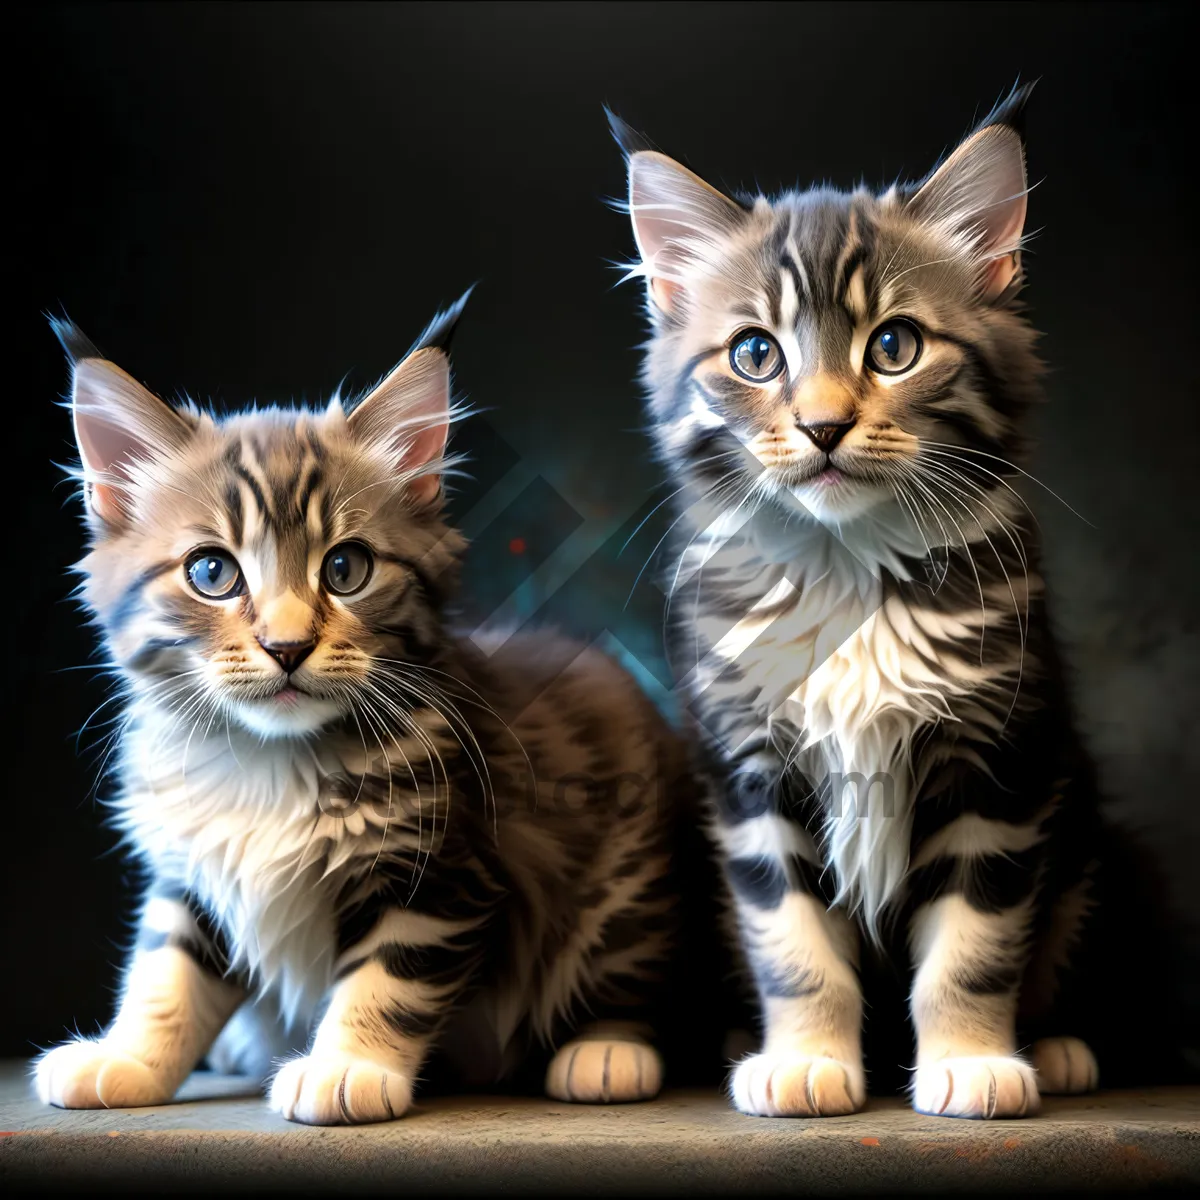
35,299,684,1124
612,86,1105,1118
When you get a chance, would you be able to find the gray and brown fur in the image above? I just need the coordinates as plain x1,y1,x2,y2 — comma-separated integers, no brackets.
614,86,1110,1118
35,298,684,1123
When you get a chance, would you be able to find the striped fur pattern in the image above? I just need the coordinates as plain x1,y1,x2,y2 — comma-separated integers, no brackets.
615,86,1105,1118
35,300,683,1123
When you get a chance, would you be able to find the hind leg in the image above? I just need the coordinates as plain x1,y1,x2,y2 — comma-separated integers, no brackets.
1030,1036,1099,1094
542,857,673,1105
208,995,306,1080
546,1020,663,1103
1021,875,1101,1096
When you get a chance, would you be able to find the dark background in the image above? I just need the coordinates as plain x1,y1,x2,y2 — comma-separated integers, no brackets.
8,1,1197,1072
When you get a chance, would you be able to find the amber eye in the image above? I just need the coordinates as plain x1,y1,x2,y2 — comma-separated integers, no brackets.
730,330,784,382
185,550,244,600
865,319,923,375
322,542,373,596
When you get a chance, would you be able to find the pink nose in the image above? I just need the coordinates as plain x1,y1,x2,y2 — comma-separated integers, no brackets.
257,639,315,674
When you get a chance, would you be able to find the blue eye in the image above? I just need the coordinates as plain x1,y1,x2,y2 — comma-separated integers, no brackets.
866,319,922,375
186,550,243,599
730,330,784,382
322,542,373,596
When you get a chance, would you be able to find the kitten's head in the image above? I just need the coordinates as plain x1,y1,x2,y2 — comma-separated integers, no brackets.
614,85,1040,528
59,296,470,740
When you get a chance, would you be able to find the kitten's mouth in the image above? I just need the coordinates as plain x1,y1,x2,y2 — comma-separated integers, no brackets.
770,457,890,521
229,682,345,738
809,466,845,486
782,459,855,488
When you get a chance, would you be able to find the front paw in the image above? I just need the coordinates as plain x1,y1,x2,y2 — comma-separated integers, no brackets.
269,1054,412,1125
913,1055,1039,1119
35,1041,175,1109
545,1038,663,1103
731,1052,865,1117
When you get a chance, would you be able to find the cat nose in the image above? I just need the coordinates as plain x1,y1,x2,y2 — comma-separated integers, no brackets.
797,419,855,452
257,639,316,674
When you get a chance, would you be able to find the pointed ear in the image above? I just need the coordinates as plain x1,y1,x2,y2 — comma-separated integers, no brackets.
908,84,1033,300
347,290,471,504
52,319,193,525
609,111,746,316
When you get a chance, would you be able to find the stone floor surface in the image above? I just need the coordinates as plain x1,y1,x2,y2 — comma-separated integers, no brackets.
1,1062,1196,1193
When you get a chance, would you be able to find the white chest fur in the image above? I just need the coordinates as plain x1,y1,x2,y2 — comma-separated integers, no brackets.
116,714,420,1023
785,592,990,926
702,506,999,928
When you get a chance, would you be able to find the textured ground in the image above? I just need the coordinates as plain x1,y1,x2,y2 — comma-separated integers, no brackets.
1,1063,1196,1194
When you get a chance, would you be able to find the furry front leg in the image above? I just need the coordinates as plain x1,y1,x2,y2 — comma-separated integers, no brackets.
729,889,865,1117
270,909,479,1125
36,894,243,1108
910,894,1038,1118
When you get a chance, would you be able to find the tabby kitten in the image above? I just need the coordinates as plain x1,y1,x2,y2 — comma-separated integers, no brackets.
35,299,682,1124
613,86,1105,1119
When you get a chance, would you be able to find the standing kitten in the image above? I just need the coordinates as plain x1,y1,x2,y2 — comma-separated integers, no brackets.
36,298,683,1124
613,87,1105,1119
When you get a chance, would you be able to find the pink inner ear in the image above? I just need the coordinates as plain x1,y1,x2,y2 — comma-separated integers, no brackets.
74,414,146,521
347,346,451,499
983,250,1020,298
980,191,1027,298
909,123,1028,302
397,420,448,501
649,276,683,313
628,151,743,317
74,403,156,523
76,413,143,478
70,357,191,523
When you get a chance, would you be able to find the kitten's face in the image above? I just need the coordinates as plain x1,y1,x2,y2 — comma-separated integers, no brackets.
63,307,465,740
621,91,1038,528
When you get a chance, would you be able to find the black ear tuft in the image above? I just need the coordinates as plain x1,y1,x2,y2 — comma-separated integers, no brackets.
407,285,475,358
605,106,655,158
48,314,102,363
976,79,1037,142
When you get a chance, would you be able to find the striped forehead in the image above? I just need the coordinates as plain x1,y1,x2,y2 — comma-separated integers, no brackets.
216,426,333,583
742,193,876,376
